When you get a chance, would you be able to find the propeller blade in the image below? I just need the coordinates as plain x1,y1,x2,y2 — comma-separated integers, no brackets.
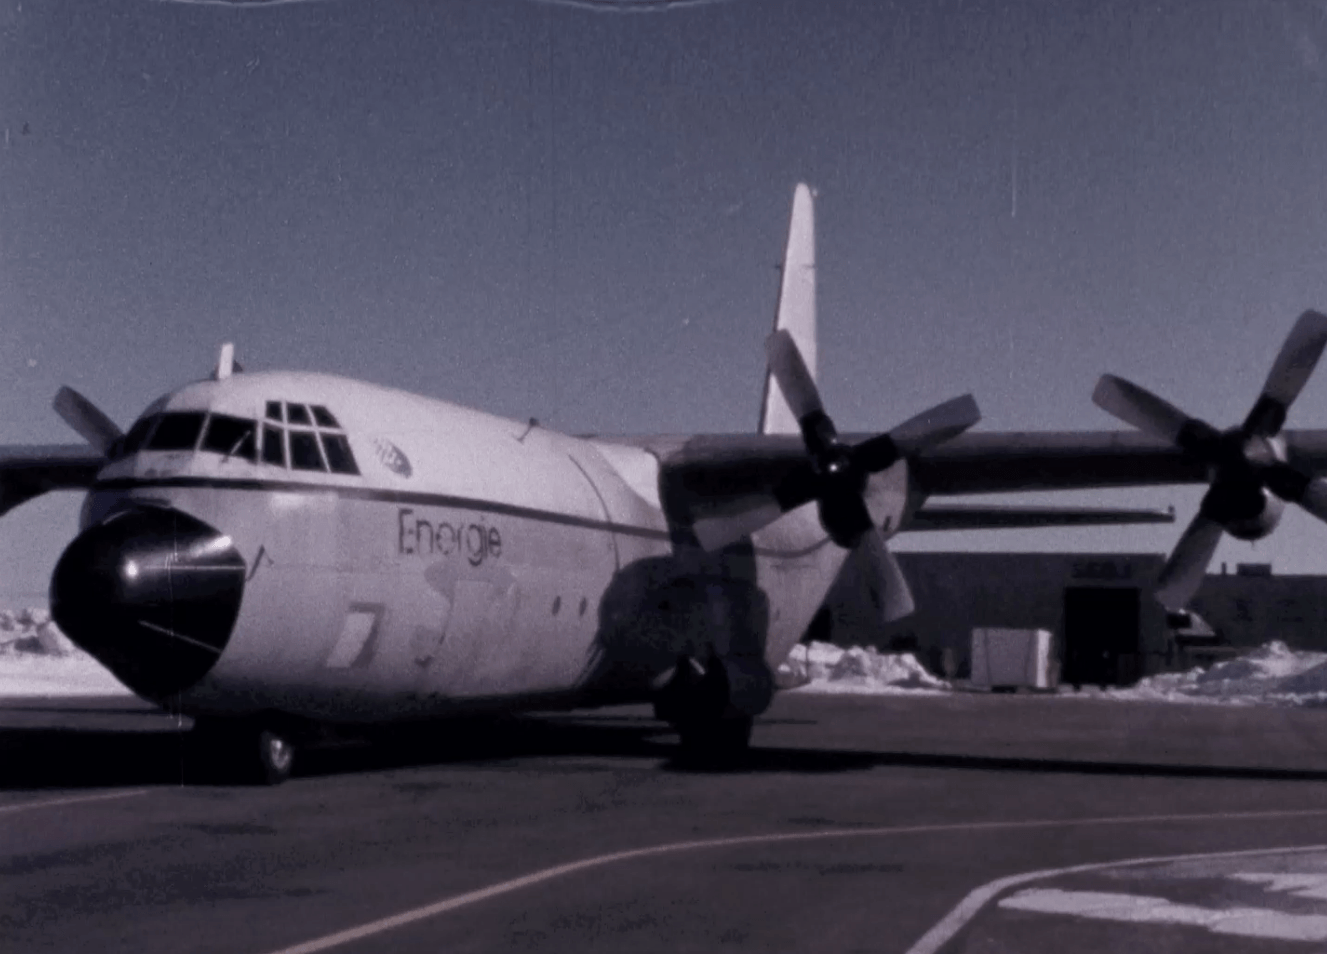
1259,309,1327,409
889,393,981,454
853,393,981,472
1300,478,1327,524
1092,374,1196,445
858,528,915,622
1154,512,1225,610
691,500,785,552
765,329,824,423
52,386,122,455
1264,462,1327,524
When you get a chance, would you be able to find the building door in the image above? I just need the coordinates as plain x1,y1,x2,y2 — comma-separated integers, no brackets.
1062,586,1141,687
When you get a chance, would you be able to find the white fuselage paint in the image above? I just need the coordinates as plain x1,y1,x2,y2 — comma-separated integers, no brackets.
84,371,905,723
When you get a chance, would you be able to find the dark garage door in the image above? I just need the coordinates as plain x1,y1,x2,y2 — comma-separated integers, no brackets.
1063,586,1141,687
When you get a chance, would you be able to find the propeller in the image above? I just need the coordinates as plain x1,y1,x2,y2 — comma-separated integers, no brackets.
694,329,980,622
1092,309,1327,610
53,386,122,455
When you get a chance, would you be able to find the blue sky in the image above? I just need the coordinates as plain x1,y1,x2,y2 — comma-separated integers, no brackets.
5,0,1327,601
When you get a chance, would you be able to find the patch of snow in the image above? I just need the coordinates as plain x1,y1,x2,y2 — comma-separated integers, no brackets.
778,641,949,695
1105,641,1327,708
0,652,132,697
0,606,132,697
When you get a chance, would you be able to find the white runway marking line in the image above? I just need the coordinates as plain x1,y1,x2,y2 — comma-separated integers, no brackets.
0,789,149,815
906,840,1327,954
999,888,1327,943
262,807,1327,954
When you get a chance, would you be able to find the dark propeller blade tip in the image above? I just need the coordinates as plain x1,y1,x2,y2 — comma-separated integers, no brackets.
1259,309,1327,410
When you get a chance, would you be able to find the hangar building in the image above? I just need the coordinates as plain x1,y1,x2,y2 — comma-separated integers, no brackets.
820,551,1327,687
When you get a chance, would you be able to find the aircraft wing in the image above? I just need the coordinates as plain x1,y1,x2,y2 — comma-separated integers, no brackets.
0,444,105,516
625,429,1327,524
906,429,1327,496
904,503,1176,531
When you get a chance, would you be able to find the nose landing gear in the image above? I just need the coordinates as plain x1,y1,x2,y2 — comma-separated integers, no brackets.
653,654,767,766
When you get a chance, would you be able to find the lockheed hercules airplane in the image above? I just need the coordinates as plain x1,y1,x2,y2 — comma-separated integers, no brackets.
4,184,1327,783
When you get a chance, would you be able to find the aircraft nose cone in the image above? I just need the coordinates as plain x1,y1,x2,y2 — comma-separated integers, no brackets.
50,507,246,701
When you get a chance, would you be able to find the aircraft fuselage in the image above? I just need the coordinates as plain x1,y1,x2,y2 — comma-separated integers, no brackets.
60,370,888,725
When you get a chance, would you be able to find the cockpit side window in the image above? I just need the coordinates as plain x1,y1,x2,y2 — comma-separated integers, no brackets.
320,433,359,475
261,425,285,466
146,412,206,451
289,430,326,471
261,400,358,475
200,414,257,462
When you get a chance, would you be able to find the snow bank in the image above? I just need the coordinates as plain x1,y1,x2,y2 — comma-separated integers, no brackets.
779,638,1327,707
779,641,950,695
0,607,131,697
1105,641,1327,708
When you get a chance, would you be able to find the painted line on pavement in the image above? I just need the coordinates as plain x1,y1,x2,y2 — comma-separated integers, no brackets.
0,789,150,816
262,807,1327,954
905,841,1327,954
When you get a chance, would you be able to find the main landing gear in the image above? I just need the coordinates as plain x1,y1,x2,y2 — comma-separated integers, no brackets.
653,654,768,766
188,717,298,785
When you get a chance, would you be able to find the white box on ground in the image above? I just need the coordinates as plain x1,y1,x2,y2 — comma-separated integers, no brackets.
971,628,1053,689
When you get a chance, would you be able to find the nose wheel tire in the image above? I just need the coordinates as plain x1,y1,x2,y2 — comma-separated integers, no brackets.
256,728,295,785
189,718,296,786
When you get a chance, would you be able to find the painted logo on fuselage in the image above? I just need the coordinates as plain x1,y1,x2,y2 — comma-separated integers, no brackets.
397,507,502,567
373,437,412,477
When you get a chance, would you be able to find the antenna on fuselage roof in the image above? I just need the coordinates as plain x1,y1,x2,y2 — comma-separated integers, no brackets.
213,342,244,381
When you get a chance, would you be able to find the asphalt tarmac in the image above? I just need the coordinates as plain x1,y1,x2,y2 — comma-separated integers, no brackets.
7,691,1327,953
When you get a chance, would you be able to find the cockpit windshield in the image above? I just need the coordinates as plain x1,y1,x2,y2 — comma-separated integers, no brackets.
110,401,358,476
200,414,257,462
146,412,206,451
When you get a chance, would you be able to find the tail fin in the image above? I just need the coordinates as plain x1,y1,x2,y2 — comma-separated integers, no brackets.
758,182,817,435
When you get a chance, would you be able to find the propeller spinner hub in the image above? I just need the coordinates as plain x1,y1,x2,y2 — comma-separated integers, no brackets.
1239,432,1288,470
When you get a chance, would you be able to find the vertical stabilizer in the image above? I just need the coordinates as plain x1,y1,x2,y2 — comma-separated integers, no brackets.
758,183,816,435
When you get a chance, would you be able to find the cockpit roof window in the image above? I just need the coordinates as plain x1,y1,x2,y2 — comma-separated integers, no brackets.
286,403,312,426
201,414,257,462
146,412,206,452
265,401,283,422
312,405,340,429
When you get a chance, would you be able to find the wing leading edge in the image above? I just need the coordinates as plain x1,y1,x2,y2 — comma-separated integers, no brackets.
0,444,105,516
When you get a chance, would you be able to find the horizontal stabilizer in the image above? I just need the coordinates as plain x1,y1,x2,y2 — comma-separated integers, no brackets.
905,503,1176,531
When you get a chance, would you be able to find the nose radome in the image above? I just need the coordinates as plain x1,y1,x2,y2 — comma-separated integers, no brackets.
51,506,246,702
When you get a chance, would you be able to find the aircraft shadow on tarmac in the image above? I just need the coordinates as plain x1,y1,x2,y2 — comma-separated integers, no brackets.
9,713,1327,788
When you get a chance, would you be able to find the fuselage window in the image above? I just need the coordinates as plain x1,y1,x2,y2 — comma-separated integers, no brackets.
265,401,283,422
320,433,360,475
286,403,312,426
201,414,257,462
289,430,326,471
117,415,159,458
146,412,206,451
312,405,339,428
262,425,286,467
